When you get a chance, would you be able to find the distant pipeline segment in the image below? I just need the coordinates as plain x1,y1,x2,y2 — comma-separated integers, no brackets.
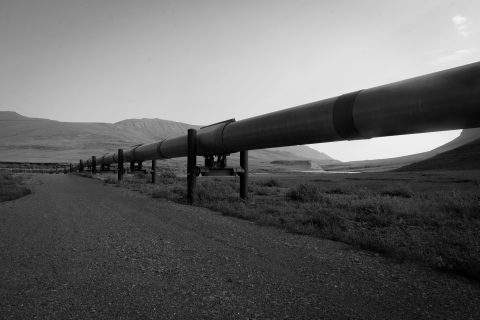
78,61,480,168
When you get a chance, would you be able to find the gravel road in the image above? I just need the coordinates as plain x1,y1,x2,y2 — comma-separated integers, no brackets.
1,174,479,319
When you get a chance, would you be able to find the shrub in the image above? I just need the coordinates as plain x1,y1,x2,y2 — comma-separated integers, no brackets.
438,189,480,220
131,173,149,181
151,186,172,199
0,173,32,202
158,169,177,184
192,180,238,201
325,182,370,197
381,184,413,198
287,182,324,202
254,186,271,196
170,186,187,197
258,178,283,188
103,176,117,184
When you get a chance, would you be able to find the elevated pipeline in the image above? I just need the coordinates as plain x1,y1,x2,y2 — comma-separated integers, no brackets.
77,61,480,168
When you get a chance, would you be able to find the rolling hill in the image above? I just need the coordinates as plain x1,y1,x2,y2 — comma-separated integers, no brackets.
0,112,337,165
323,128,480,172
394,136,480,171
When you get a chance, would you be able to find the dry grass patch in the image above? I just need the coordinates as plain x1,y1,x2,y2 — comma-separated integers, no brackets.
0,172,32,202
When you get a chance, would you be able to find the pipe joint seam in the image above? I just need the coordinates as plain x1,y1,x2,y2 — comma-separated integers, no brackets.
156,140,168,159
333,90,364,140
132,146,142,162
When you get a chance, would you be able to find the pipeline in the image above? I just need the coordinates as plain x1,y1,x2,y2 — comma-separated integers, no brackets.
76,61,480,170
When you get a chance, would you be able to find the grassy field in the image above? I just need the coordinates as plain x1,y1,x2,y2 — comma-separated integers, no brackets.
0,172,32,202
95,169,480,280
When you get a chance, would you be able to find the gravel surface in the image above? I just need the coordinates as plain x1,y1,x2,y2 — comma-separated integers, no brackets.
1,174,479,319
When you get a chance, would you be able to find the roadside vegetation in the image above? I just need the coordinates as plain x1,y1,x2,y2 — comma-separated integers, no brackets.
0,172,32,202
99,170,480,279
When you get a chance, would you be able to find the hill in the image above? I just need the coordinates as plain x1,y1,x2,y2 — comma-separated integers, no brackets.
323,128,480,172
0,111,48,121
395,137,480,171
115,118,201,140
0,112,338,164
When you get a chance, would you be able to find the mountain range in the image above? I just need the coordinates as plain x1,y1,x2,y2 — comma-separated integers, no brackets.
0,112,337,165
2,111,479,172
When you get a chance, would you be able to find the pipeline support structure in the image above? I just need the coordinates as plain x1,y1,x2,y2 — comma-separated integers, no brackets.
151,159,157,184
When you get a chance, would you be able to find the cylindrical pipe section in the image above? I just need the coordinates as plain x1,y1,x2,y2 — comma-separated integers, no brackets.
124,146,141,163
160,135,188,159
83,158,92,168
118,149,124,182
133,141,165,162
187,129,197,205
223,61,480,151
197,121,233,155
240,150,248,200
224,97,340,152
96,155,104,166
104,152,117,165
353,63,480,138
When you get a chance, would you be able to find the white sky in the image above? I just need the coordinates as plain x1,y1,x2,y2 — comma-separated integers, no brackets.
1,0,479,161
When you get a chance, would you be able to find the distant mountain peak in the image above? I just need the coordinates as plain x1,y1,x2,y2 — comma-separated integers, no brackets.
0,111,53,121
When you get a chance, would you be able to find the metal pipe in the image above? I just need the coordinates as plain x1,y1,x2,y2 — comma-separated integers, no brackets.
224,62,480,151
88,62,480,163
104,152,117,164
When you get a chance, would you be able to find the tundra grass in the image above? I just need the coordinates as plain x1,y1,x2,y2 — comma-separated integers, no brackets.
112,173,480,279
0,172,32,202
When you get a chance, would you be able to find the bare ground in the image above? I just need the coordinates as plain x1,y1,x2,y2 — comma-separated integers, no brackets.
0,174,479,319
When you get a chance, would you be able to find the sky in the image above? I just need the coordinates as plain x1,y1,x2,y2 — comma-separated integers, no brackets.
1,0,479,161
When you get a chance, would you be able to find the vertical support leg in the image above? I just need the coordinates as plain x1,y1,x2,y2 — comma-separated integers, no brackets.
118,149,124,183
69,164,73,173
79,160,84,172
152,159,157,184
240,150,249,200
92,156,97,174
138,162,143,170
187,129,197,204
130,162,135,172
